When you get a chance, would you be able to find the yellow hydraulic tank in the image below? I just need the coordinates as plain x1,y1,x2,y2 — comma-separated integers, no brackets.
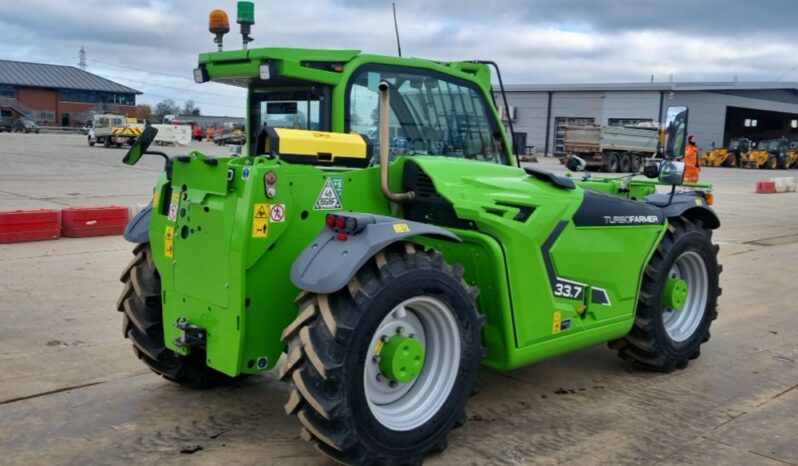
264,128,373,167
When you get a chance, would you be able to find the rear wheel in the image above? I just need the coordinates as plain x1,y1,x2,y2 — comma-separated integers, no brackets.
610,218,720,372
117,243,241,388
88,136,95,147
722,153,734,167
631,154,642,173
604,152,620,173
280,243,484,465
766,155,778,169
619,153,632,172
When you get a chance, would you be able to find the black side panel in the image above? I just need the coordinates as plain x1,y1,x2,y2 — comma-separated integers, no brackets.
523,167,575,190
573,190,664,227
124,204,152,244
402,161,475,230
645,191,720,229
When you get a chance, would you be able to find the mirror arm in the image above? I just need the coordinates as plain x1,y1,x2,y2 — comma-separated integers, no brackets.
145,150,173,180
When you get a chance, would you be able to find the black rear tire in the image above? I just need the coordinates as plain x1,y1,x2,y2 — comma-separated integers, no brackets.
280,242,484,465
631,154,642,173
610,217,720,372
619,153,631,172
117,243,241,388
604,152,620,173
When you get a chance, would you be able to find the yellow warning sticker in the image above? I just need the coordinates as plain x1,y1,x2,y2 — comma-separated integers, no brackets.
552,311,562,334
252,203,270,238
374,340,384,355
392,223,411,234
152,190,160,209
164,226,174,258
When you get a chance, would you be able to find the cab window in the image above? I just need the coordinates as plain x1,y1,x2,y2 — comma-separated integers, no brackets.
347,67,507,164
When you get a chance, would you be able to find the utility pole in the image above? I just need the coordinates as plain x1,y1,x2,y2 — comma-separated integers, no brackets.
79,46,87,70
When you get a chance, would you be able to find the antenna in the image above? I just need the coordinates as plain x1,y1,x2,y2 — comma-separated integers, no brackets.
392,3,402,57
79,46,87,70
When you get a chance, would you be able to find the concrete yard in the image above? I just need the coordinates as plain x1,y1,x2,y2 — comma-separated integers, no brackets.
1,133,797,465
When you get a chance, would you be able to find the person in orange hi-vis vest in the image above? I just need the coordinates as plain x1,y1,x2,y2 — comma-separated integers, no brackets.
683,135,700,183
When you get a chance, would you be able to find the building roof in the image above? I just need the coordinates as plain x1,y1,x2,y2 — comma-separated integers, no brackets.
497,81,798,93
0,59,140,94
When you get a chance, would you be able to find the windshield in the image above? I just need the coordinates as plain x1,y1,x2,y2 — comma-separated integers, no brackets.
252,89,324,131
348,67,507,164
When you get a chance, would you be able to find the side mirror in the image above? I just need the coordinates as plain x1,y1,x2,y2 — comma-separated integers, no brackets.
664,106,689,159
659,160,685,185
123,126,158,166
643,164,659,179
566,155,587,172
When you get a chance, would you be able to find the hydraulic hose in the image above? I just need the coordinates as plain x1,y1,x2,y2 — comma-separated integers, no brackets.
378,81,415,203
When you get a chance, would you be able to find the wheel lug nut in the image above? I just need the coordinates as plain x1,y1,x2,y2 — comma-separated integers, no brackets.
389,380,398,388
380,335,389,343
396,326,404,334
372,355,380,363
376,374,383,382
409,333,416,339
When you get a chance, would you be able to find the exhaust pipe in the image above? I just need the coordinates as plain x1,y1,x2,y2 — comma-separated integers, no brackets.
378,81,414,203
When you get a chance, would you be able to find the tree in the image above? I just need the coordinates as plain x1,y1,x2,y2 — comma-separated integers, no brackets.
153,99,180,123
183,99,200,116
135,104,152,122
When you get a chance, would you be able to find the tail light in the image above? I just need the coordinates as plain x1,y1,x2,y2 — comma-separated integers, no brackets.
325,214,368,238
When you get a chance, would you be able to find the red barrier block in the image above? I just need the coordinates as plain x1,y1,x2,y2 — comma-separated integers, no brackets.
756,180,776,194
0,209,61,243
61,206,129,238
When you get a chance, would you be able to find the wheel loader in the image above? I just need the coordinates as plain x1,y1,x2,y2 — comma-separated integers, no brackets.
116,4,722,464
702,137,751,167
743,138,788,169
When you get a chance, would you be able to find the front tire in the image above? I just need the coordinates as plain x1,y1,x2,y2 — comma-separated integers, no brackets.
280,243,484,465
117,243,240,388
611,218,720,372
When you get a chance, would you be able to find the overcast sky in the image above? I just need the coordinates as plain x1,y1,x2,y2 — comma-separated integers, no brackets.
2,0,797,117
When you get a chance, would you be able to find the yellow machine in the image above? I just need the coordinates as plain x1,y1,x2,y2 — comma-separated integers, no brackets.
742,147,775,169
702,147,731,167
703,137,751,167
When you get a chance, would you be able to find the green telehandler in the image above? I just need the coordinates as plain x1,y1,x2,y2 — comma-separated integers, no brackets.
117,4,721,464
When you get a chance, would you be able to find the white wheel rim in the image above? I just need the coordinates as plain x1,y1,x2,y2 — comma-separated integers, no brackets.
662,251,708,342
363,296,461,431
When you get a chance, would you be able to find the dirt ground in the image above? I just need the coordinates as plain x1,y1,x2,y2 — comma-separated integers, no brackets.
1,133,796,465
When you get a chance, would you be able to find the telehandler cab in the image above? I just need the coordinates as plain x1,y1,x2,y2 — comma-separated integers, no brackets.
117,4,721,464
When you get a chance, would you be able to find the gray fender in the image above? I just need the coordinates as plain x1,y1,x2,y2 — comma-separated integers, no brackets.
124,203,152,244
290,214,461,294
644,191,720,229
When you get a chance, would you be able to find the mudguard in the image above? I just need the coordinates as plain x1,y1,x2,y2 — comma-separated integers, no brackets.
290,213,460,294
123,203,152,244
645,191,720,229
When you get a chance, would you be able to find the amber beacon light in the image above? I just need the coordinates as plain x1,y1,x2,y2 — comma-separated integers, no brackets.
209,9,231,51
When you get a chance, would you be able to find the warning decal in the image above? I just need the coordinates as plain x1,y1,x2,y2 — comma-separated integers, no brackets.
314,178,343,210
252,203,270,238
167,192,180,222
164,226,175,258
270,204,286,222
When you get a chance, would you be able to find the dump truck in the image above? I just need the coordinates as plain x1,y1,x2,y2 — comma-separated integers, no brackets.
115,4,721,465
563,124,659,173
88,114,143,148
702,137,751,167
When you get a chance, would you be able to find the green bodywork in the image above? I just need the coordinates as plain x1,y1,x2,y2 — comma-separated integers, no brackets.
145,47,712,376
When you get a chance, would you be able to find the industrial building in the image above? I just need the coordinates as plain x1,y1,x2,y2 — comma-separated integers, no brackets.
0,59,140,127
496,82,798,156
